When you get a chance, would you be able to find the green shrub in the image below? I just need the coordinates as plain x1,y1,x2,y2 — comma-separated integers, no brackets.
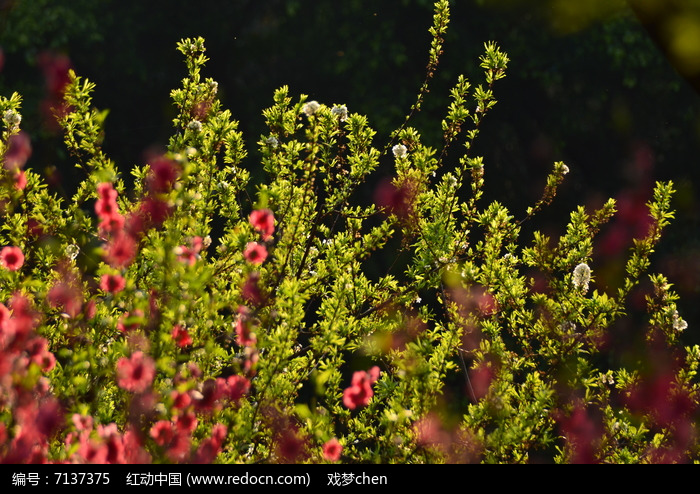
0,1,696,464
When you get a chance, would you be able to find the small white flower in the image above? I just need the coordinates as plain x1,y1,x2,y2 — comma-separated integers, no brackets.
392,144,407,158
672,310,688,332
572,262,591,293
302,100,320,116
331,104,348,122
187,120,202,132
561,164,570,175
265,135,279,148
65,244,80,261
3,109,21,128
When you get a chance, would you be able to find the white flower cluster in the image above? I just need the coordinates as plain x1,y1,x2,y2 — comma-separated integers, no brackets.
331,104,348,122
672,310,688,332
65,244,80,261
3,109,21,129
302,100,320,117
187,120,202,132
572,262,591,293
392,144,407,158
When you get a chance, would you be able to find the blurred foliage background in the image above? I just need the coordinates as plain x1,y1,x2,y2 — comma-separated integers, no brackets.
1,0,700,341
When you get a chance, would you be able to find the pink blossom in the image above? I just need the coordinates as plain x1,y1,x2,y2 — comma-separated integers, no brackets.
147,157,180,193
47,280,82,318
26,337,56,372
342,366,380,410
235,316,257,347
226,375,250,401
175,411,197,433
137,196,171,230
104,232,137,268
116,351,155,393
323,438,342,461
100,274,125,294
171,325,192,348
14,170,26,190
0,302,11,330
71,414,93,432
150,420,175,447
3,131,31,171
249,209,275,240
176,237,202,266
170,390,192,410
95,183,119,220
192,424,227,464
241,272,263,306
243,242,268,265
0,246,24,271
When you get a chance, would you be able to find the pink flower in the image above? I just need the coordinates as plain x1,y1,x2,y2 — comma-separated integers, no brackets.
241,272,263,306
137,196,172,230
175,411,197,433
27,337,56,372
72,414,93,432
3,131,31,171
97,182,117,200
7,294,38,340
94,183,124,236
249,209,275,240
170,390,192,410
150,420,175,447
226,375,250,401
100,274,125,294
235,316,256,347
98,213,125,233
193,424,227,464
117,309,144,333
95,197,118,220
323,438,342,462
0,302,11,329
243,242,268,265
47,281,83,317
468,362,494,401
171,325,192,348
14,170,27,190
176,237,202,266
147,157,179,193
116,351,155,393
104,232,137,268
0,246,24,271
342,366,380,410
38,51,72,97
374,177,418,221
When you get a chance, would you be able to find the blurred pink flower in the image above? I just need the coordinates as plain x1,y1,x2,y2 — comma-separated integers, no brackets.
249,209,275,240
100,274,126,294
244,242,268,265
323,438,342,461
116,351,155,393
342,366,380,409
0,246,24,271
